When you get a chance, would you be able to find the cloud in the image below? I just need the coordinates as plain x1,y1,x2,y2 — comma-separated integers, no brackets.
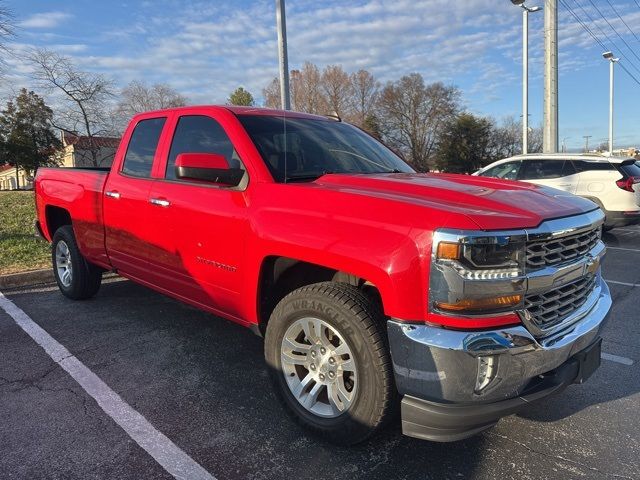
19,12,73,29
3,0,640,146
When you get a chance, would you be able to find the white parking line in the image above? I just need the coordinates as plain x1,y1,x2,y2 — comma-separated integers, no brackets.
601,353,634,366
606,279,640,287
0,292,215,480
605,246,640,252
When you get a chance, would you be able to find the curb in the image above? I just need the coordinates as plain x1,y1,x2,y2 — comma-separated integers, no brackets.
0,269,55,290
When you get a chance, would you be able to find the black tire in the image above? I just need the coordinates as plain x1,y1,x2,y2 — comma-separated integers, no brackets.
264,282,397,445
52,225,102,300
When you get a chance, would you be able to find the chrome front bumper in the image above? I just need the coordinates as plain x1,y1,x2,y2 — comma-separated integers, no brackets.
388,275,611,441
388,275,611,405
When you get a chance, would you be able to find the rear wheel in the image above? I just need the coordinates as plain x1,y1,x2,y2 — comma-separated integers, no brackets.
264,282,396,445
52,225,102,300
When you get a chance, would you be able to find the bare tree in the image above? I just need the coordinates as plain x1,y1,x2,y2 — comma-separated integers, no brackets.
262,77,281,109
29,48,116,166
490,115,522,160
349,69,379,128
320,64,351,118
528,124,543,153
117,80,187,118
0,2,15,72
291,62,326,114
378,74,460,171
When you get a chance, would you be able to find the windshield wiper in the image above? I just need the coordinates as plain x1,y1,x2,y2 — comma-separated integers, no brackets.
355,169,404,174
285,171,333,182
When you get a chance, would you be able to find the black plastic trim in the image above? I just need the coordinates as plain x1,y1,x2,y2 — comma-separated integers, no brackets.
400,344,599,442
175,166,244,186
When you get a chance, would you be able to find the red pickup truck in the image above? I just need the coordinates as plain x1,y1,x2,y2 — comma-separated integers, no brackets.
35,106,612,444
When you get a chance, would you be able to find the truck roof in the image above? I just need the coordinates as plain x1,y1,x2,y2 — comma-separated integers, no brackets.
132,105,333,121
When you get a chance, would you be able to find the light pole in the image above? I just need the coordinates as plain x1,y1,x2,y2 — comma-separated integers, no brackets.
511,0,542,155
602,51,619,156
276,0,291,110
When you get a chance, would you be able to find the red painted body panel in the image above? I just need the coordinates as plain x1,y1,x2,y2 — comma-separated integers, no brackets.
35,169,111,269
34,106,599,329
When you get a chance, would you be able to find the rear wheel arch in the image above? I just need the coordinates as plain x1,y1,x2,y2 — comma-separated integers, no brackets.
45,205,72,238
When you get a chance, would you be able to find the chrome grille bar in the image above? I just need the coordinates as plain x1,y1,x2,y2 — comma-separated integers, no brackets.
526,226,600,269
524,275,597,329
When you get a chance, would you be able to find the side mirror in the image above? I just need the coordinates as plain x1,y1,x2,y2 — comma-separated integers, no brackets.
175,153,244,186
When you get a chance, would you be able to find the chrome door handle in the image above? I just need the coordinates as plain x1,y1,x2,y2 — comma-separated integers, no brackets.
150,198,171,207
105,191,121,199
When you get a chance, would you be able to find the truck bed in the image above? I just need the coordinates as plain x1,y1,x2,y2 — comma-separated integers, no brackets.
35,167,111,268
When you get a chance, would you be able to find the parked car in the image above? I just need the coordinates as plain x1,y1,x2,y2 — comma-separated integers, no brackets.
34,107,611,445
474,153,640,230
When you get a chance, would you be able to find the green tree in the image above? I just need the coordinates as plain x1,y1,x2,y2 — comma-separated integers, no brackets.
436,113,494,174
228,87,255,106
0,89,62,185
363,114,382,139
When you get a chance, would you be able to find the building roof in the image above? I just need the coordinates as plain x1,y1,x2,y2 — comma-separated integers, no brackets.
63,133,120,149
0,164,14,173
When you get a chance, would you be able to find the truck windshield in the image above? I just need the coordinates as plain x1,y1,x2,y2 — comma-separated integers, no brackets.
237,114,414,182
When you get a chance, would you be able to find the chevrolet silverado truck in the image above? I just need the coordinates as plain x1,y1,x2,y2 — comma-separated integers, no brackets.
35,106,612,445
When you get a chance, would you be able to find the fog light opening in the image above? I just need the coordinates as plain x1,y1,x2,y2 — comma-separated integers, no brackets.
475,355,498,393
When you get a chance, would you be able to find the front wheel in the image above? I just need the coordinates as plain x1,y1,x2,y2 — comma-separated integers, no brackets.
52,225,102,300
264,282,396,445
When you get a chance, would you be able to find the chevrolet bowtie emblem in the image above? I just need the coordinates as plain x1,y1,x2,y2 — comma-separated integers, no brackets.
585,255,600,276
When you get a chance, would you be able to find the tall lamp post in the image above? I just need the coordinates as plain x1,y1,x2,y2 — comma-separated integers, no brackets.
602,51,619,156
511,0,542,155
276,0,291,110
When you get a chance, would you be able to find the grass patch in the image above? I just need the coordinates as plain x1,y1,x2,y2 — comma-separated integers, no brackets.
0,191,50,275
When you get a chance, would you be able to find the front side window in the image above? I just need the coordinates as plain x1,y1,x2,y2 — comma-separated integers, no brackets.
237,115,414,182
482,161,521,180
518,160,568,180
166,115,243,180
122,117,166,178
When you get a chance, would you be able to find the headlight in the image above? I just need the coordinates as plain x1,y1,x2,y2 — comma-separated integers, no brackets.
429,230,527,315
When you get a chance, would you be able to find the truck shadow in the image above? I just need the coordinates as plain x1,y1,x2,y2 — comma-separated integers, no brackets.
20,278,490,479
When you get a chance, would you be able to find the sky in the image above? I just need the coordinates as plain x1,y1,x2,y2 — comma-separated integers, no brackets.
1,0,640,150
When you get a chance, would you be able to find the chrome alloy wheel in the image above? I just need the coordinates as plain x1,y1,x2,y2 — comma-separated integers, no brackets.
55,241,73,287
280,317,358,418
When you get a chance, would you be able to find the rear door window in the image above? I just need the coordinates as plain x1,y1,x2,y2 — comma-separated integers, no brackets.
122,117,166,178
572,160,616,173
518,160,569,180
481,161,521,180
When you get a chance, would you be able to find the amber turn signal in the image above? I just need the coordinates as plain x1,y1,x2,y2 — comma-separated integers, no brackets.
436,241,460,260
435,294,523,312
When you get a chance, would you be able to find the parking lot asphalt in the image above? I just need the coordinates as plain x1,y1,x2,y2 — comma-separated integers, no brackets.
1,228,639,480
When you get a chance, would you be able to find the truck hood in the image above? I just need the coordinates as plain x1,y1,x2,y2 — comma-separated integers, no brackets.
312,173,598,230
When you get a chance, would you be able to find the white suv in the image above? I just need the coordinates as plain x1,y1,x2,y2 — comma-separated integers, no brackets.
475,153,640,230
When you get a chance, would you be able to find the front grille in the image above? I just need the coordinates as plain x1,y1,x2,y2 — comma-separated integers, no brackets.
524,275,597,330
526,227,600,269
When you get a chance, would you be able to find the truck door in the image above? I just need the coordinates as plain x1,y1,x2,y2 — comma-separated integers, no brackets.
103,116,168,280
146,113,250,317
